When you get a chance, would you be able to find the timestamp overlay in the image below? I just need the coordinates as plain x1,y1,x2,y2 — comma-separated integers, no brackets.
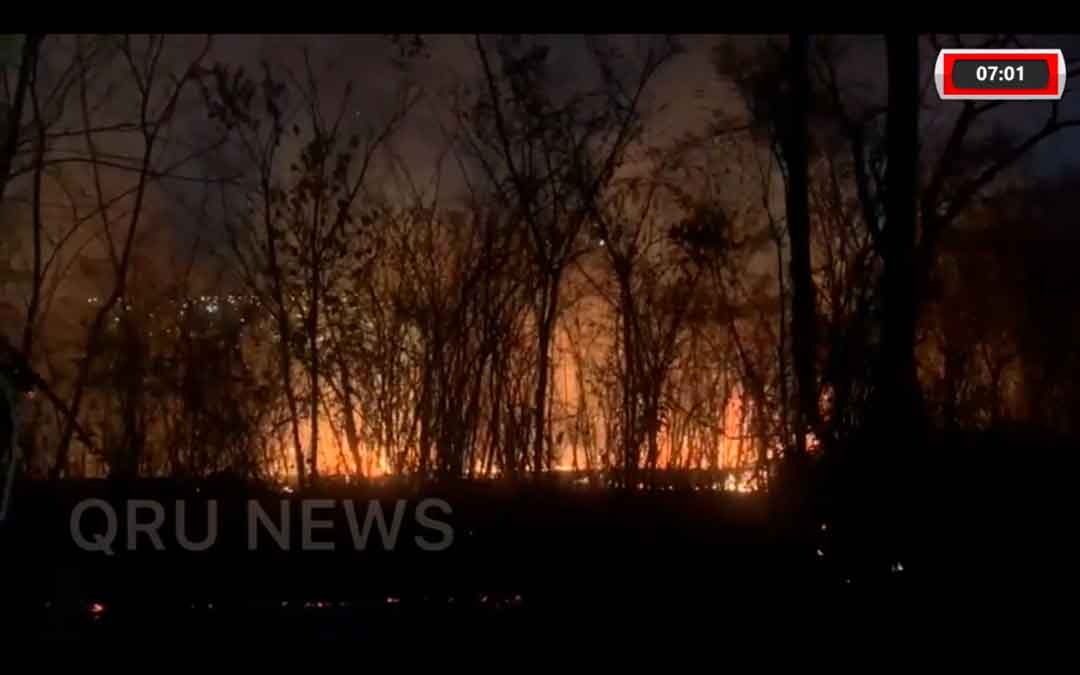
935,49,1066,101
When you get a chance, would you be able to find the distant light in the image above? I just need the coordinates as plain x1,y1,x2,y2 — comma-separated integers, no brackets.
386,596,400,605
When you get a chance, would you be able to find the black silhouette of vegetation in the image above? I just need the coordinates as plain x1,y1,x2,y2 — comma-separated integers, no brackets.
1,33,1078,643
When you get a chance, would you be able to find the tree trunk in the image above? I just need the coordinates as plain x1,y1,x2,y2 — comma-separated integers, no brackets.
853,32,923,575
275,316,306,487
308,289,320,485
21,68,46,361
338,356,363,478
772,222,791,458
532,274,561,475
785,33,818,458
618,272,637,484
0,34,43,205
307,186,323,484
881,33,924,435
262,192,305,488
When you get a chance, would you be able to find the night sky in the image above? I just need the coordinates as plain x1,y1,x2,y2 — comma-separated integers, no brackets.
10,33,1080,293
19,34,1077,217
199,34,1080,176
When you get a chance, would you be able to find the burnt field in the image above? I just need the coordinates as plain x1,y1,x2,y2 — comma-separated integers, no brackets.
3,451,1072,646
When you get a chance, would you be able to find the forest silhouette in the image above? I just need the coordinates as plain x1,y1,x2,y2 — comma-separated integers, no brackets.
1,33,1077,643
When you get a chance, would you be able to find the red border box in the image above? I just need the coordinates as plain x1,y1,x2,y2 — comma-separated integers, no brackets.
943,53,1058,96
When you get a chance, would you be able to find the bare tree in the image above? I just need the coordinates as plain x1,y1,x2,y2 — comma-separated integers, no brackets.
0,34,44,204
52,35,215,478
459,34,680,474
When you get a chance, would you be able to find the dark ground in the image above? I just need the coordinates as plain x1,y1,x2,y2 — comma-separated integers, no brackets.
1,432,1075,649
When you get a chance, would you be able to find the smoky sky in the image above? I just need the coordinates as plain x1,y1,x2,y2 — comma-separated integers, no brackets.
194,33,1080,184
16,33,1080,268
